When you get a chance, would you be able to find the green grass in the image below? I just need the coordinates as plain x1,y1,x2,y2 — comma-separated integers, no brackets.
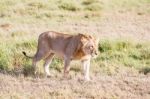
1,0,149,24
0,36,149,75
0,0,150,75
92,40,150,75
0,0,149,31
0,0,102,19
58,0,82,11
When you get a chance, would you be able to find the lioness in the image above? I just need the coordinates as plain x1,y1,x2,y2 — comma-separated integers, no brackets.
23,31,99,81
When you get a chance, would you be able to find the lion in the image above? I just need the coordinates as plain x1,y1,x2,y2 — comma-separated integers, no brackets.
23,31,99,81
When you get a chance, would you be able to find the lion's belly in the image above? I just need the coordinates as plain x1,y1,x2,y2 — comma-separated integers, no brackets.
50,50,64,59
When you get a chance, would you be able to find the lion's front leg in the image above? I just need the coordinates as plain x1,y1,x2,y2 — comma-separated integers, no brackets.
82,59,91,81
63,57,71,78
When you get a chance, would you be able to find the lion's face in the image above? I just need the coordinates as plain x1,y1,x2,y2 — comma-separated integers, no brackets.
81,35,99,58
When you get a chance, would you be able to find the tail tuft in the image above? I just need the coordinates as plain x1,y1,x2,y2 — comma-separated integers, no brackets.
22,51,26,56
22,51,33,58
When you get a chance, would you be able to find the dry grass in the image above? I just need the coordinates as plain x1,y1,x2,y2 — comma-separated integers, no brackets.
0,73,150,99
0,0,150,98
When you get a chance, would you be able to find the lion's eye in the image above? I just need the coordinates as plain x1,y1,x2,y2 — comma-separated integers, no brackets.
89,45,93,49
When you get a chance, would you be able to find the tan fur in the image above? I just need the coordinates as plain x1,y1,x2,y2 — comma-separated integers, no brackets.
23,31,99,80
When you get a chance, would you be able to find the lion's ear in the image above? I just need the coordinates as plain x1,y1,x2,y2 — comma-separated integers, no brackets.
78,33,88,43
81,36,88,43
78,33,83,36
78,33,86,37
87,34,92,38
80,36,88,44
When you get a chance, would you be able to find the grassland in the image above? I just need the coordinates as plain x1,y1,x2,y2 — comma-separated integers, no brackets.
0,0,150,99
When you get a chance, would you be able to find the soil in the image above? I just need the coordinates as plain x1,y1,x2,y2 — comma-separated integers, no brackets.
0,73,149,99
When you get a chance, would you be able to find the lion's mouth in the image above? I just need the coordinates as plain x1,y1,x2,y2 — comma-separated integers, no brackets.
91,53,98,58
91,51,98,57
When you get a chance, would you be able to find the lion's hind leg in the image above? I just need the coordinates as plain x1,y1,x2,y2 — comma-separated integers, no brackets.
32,47,50,75
43,53,54,77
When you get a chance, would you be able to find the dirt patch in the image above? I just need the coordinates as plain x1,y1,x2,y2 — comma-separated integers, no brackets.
0,73,149,99
60,11,150,41
98,11,150,41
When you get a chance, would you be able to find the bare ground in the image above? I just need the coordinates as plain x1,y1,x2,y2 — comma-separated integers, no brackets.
98,11,150,41
0,72,150,99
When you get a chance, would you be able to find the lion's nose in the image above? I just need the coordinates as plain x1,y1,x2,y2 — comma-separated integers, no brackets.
95,52,98,55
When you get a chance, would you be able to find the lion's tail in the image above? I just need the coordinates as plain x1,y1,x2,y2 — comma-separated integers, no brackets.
22,51,33,59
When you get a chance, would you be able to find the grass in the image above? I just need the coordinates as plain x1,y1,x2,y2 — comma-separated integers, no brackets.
95,40,150,74
0,0,102,20
58,0,82,11
0,0,150,75
0,0,149,33
0,0,150,99
0,36,149,75
101,0,150,13
1,0,149,24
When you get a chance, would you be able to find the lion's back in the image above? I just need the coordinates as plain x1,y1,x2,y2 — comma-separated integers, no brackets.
38,31,76,57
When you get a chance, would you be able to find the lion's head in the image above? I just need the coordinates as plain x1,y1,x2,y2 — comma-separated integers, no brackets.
79,34,99,58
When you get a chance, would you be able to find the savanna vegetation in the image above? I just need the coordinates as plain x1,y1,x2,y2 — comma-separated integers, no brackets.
0,0,149,75
0,0,150,99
